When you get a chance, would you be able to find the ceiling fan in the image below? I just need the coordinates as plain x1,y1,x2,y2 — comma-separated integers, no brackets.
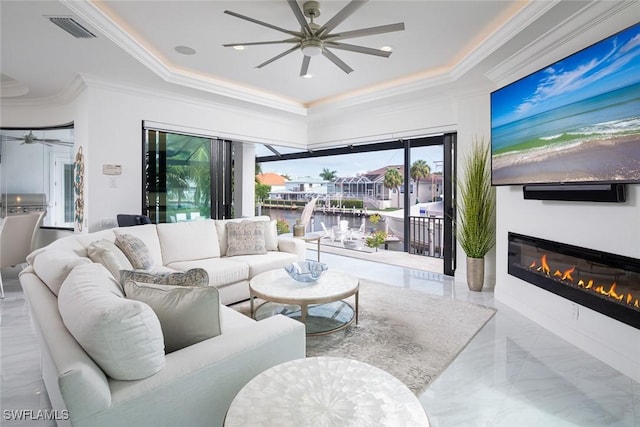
223,0,405,76
2,130,73,147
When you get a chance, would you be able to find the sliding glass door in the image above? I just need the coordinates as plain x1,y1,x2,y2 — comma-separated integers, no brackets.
144,129,232,223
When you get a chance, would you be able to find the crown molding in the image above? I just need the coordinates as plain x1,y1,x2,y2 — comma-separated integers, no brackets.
485,0,638,86
42,0,617,117
0,74,86,108
61,0,307,116
451,0,560,81
0,79,30,98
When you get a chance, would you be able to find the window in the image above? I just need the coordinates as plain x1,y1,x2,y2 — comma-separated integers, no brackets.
143,126,232,223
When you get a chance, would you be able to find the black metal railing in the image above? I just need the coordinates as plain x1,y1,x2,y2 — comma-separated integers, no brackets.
408,216,444,258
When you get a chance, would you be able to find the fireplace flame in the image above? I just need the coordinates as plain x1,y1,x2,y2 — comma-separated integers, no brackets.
530,255,637,308
540,254,551,275
561,266,575,281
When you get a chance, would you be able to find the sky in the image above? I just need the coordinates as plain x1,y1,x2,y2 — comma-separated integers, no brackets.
257,145,443,180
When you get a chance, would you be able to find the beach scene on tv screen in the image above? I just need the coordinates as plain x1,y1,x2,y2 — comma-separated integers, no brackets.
491,23,640,185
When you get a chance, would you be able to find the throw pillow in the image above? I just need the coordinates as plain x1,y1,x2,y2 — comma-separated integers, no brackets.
58,264,165,380
262,219,278,251
123,281,222,353
31,251,92,296
119,268,209,288
87,239,133,280
226,220,267,257
115,233,154,269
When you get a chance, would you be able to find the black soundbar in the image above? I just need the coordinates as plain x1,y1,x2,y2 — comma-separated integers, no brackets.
522,183,626,203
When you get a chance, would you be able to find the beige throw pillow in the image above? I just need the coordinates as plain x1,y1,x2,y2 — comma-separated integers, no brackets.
119,268,209,288
87,239,133,280
123,281,222,353
115,233,154,269
226,220,267,257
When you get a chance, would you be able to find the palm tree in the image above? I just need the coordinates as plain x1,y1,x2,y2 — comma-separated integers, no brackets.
410,160,431,202
319,168,337,182
383,167,404,208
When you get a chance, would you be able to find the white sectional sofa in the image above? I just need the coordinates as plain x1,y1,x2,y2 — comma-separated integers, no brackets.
19,216,307,427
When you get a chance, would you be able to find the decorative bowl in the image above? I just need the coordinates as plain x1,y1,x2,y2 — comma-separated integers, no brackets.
284,261,328,283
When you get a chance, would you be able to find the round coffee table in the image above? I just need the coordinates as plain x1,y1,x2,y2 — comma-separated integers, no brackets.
224,357,430,426
249,269,359,336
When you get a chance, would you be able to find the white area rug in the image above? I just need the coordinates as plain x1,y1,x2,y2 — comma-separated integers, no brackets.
233,279,496,395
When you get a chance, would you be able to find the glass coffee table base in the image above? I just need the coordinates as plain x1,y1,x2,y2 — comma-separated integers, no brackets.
254,300,355,336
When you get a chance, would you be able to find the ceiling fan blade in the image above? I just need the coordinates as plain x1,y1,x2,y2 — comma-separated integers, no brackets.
318,0,368,36
256,44,301,69
224,10,302,37
36,138,63,143
327,22,405,41
325,42,391,57
322,48,353,74
1,136,24,141
223,39,299,47
300,56,311,76
287,0,313,36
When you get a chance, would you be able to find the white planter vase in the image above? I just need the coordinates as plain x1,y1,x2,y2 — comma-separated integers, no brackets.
466,256,485,292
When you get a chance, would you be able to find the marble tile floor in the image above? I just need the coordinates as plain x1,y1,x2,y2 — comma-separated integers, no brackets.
1,251,638,427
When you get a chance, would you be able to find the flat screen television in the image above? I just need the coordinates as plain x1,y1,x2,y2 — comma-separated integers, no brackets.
490,22,640,186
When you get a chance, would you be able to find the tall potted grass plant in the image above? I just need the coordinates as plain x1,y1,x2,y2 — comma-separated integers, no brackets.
457,138,496,291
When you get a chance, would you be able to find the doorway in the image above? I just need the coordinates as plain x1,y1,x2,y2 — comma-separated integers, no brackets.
143,127,232,223
256,133,457,276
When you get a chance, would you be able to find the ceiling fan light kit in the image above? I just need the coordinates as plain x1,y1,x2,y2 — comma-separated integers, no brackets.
223,0,405,76
301,39,323,57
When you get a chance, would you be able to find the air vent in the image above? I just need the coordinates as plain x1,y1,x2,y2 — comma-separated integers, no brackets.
48,16,96,39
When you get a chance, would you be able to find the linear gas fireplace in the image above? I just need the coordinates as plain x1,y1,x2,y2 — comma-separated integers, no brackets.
508,233,640,329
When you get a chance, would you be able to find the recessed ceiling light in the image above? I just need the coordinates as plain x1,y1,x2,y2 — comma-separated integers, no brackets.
302,74,313,79
233,45,246,51
380,46,393,52
175,45,196,55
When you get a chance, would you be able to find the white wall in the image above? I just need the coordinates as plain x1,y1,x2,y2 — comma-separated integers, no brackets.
1,81,306,231
307,84,458,147
487,14,640,381
80,81,306,231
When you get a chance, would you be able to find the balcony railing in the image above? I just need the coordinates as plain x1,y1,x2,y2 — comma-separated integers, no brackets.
408,216,444,258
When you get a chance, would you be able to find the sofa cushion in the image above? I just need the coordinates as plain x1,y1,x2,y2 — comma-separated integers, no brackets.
114,224,163,267
58,263,165,380
119,268,209,288
156,220,220,264
115,233,154,270
32,250,92,296
223,251,298,278
123,281,222,353
226,221,267,257
166,258,250,288
87,239,133,281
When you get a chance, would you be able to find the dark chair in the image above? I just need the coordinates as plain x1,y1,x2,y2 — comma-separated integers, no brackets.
117,214,152,227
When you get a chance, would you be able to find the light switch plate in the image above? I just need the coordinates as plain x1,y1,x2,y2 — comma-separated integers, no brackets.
103,164,122,175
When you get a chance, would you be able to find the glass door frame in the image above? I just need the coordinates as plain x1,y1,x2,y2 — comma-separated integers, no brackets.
257,133,457,276
142,124,233,223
